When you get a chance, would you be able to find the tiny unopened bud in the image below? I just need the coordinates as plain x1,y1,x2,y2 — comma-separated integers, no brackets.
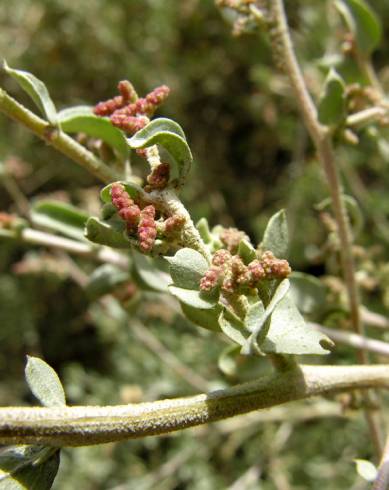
200,266,222,292
138,205,157,252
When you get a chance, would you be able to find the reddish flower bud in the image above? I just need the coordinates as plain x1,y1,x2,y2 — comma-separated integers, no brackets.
212,249,232,266
164,214,186,234
200,266,222,292
118,80,138,103
260,250,291,278
111,183,141,230
137,205,157,252
220,228,250,254
147,163,170,189
248,259,266,283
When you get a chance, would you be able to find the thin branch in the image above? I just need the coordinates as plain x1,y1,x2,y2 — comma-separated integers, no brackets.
0,227,129,269
346,107,387,128
267,0,383,456
310,323,389,358
0,88,119,184
0,364,388,447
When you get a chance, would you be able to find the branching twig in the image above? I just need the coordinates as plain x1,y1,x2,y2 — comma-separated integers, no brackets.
0,88,119,184
0,364,388,447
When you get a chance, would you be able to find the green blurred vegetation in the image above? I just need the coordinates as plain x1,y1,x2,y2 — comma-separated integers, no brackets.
1,1,389,488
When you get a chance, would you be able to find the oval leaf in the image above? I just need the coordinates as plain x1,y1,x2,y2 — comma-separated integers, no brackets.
31,200,89,241
85,264,130,300
219,309,247,347
128,118,192,186
85,216,131,248
354,459,377,482
3,60,57,124
0,446,60,490
335,0,381,55
165,248,209,289
58,107,129,162
260,209,288,258
25,356,66,407
132,250,170,293
318,69,346,126
181,302,222,331
169,286,217,309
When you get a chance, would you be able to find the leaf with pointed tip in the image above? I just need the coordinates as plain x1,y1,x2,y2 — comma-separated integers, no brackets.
238,239,256,265
128,118,192,186
165,248,209,289
3,60,57,124
180,302,222,331
25,356,66,407
85,216,131,248
260,209,288,258
58,107,129,162
100,181,143,204
169,286,217,309
261,293,334,355
132,250,170,293
0,446,60,490
318,69,346,126
335,0,381,55
31,200,89,241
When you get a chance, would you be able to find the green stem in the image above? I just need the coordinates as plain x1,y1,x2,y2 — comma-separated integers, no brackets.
0,88,119,184
0,364,388,447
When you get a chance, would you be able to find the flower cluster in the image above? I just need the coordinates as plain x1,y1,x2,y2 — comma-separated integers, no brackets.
94,83,170,136
220,227,250,254
111,183,185,253
111,183,157,252
200,248,291,294
146,162,170,190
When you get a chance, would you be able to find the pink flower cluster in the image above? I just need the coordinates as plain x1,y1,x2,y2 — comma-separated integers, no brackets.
200,249,291,294
146,163,170,190
94,82,170,136
220,227,250,254
111,183,157,252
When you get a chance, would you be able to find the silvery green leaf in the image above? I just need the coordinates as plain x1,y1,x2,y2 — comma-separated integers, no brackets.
132,250,170,293
0,446,60,490
289,272,327,316
260,209,288,258
85,217,131,249
165,248,209,289
237,239,256,265
3,61,57,124
169,286,217,309
218,309,247,347
180,302,222,331
25,356,66,407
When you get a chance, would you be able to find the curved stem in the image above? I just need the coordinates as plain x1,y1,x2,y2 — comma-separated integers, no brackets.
0,364,388,447
267,0,383,457
0,88,119,184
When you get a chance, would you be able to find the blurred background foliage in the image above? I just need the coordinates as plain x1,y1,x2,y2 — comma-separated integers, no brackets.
1,0,389,488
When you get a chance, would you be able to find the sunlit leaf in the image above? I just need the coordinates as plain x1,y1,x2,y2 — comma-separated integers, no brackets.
354,459,377,482
85,216,131,248
165,248,209,289
25,356,66,407
180,302,222,331
169,286,217,309
3,60,57,124
58,106,129,162
260,209,288,258
128,118,192,186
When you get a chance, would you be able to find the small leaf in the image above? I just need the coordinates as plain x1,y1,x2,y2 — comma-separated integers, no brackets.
25,356,66,407
165,248,209,289
85,264,130,300
354,459,377,482
100,181,143,204
31,200,89,241
219,308,247,346
260,209,288,258
289,272,327,316
132,250,170,293
261,294,334,355
58,107,129,162
3,60,57,124
318,69,346,126
180,302,222,331
335,0,382,55
196,218,212,244
0,446,60,490
237,239,256,264
128,118,193,186
169,286,217,309
85,217,131,248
